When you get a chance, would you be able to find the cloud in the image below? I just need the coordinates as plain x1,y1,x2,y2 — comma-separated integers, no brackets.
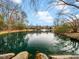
11,0,22,4
36,11,54,23
76,14,79,18
55,5,65,10
53,1,65,10
62,9,70,14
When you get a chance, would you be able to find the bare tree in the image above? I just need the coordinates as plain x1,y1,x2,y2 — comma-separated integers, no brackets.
59,13,79,32
0,0,28,30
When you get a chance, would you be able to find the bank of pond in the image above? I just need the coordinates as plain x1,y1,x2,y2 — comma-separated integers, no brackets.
0,51,79,59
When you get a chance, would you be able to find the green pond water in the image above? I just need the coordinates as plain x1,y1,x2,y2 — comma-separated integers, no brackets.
0,32,79,58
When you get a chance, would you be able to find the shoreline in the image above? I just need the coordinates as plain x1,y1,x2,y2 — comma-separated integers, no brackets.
55,32,79,41
0,29,33,35
64,33,79,40
0,52,79,59
0,30,79,41
0,29,52,35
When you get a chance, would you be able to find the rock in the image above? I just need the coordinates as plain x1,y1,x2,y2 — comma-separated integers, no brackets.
35,53,48,59
0,53,15,59
12,51,29,59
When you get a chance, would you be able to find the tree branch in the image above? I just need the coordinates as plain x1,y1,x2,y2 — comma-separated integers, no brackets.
61,0,79,9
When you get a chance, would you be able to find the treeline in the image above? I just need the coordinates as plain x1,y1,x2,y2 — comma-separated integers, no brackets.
0,0,27,31
54,16,79,33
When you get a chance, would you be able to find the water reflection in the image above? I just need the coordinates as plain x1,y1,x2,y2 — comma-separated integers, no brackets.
0,32,27,54
0,32,79,55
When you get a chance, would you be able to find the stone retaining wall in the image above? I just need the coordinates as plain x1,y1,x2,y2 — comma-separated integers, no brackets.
0,52,79,59
49,55,79,59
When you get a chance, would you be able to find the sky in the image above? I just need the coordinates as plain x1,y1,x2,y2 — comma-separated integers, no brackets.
10,0,79,26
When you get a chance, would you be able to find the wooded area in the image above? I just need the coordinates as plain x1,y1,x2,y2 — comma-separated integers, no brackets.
0,0,27,31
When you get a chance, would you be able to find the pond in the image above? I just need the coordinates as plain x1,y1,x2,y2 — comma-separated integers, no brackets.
0,32,79,58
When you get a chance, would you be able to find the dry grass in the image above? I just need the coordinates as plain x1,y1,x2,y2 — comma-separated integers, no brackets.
64,33,79,40
0,29,33,35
